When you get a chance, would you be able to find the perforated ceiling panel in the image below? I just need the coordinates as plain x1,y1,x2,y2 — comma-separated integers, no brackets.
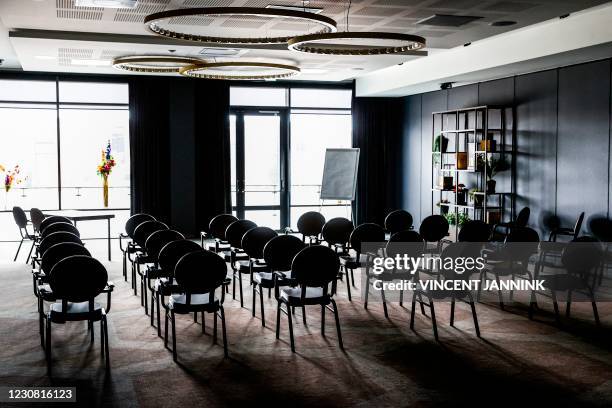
56,0,104,20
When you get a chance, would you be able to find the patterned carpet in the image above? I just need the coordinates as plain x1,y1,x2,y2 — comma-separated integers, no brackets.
1,259,612,407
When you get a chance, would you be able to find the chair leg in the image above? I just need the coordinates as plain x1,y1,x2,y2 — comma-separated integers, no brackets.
330,299,343,350
450,297,456,327
90,320,95,344
418,293,426,316
588,287,600,326
123,251,127,281
39,298,45,348
45,317,51,374
321,305,325,336
364,275,370,309
495,275,504,310
220,306,228,358
381,288,388,318
213,309,218,343
156,293,161,337
551,290,561,324
26,240,35,264
287,304,295,353
429,297,439,341
350,269,356,288
193,312,197,323
143,280,148,314
260,287,266,327
410,291,417,330
201,311,205,334
13,238,23,262
467,292,480,337
399,289,404,307
150,289,155,327
345,272,352,301
232,272,236,300
164,309,169,348
239,273,244,308
276,301,281,339
528,289,537,320
302,306,307,325
252,285,257,317
100,319,105,358
103,316,110,371
171,310,177,362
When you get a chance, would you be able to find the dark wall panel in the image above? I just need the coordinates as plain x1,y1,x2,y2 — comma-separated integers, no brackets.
448,84,478,110
420,90,447,225
557,60,610,233
401,94,422,222
478,77,514,106
515,70,558,237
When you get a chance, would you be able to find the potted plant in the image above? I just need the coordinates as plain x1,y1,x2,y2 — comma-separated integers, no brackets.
486,157,510,194
433,134,448,166
455,183,467,205
468,188,483,207
444,212,470,227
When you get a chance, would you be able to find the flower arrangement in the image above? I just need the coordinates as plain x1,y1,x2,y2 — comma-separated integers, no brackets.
97,140,116,177
2,164,26,192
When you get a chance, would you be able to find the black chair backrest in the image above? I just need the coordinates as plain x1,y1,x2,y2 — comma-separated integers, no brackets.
504,226,540,265
386,230,424,258
297,211,326,238
321,217,354,246
458,220,491,242
158,239,203,274
263,235,306,272
439,243,481,281
12,206,28,229
49,255,108,303
562,237,603,276
39,216,72,233
133,220,168,248
242,227,278,259
41,242,91,275
145,229,185,262
41,222,80,239
125,213,155,238
39,232,82,257
292,245,340,288
573,212,586,237
385,210,413,234
30,208,45,232
209,214,238,240
419,215,449,242
174,250,227,294
349,223,385,255
226,219,257,249
588,217,612,242
515,207,530,227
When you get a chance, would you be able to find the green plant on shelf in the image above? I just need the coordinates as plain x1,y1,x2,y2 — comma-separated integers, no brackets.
444,212,470,227
433,134,448,165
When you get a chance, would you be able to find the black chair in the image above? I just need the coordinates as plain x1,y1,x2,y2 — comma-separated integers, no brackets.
225,219,257,306
384,210,413,234
365,230,424,318
458,220,491,242
151,239,203,337
419,215,449,255
296,211,326,244
37,232,82,260
530,237,603,325
340,223,385,301
38,216,72,235
40,222,80,240
164,250,229,361
321,217,354,255
549,212,585,242
479,227,540,310
44,255,110,373
241,227,278,323
12,206,35,263
490,207,530,241
410,243,481,341
276,245,343,353
35,242,92,348
120,213,155,282
130,220,168,295
260,235,305,327
30,208,45,236
139,229,184,313
203,214,238,252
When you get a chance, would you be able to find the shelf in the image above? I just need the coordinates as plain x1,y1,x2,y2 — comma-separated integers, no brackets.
439,128,503,134
439,203,502,210
471,191,512,195
432,105,508,115
439,168,476,173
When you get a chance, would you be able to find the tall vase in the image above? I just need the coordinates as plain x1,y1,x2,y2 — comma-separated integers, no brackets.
102,175,109,208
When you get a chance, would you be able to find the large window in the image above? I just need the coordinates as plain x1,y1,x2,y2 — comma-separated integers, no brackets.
229,86,352,230
0,78,129,249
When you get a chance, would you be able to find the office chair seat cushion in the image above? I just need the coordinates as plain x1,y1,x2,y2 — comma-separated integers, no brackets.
280,287,324,303
542,274,587,291
168,293,219,312
49,301,103,322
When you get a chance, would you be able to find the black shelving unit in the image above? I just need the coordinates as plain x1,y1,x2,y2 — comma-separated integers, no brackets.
431,105,515,240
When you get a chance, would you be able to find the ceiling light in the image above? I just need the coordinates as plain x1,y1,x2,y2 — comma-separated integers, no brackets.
265,4,323,14
144,7,337,44
179,61,300,80
288,32,426,56
74,0,138,8
71,59,112,66
112,55,203,73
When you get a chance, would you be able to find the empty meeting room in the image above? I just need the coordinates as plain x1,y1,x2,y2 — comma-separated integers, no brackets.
1,1,612,407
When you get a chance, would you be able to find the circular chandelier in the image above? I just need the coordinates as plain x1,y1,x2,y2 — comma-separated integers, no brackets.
287,32,426,55
179,61,300,80
144,7,337,44
112,55,202,73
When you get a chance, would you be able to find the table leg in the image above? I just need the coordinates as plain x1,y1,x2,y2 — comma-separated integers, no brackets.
107,218,112,261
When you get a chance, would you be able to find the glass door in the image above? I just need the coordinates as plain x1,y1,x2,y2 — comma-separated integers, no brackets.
230,110,287,230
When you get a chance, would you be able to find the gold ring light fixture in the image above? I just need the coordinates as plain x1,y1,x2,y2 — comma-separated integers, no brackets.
179,61,301,81
112,55,203,73
144,7,337,44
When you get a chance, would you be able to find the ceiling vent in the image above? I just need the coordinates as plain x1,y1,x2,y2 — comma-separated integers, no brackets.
417,14,482,27
74,0,138,8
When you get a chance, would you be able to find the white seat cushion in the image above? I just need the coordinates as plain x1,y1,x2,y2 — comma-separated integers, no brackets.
169,293,217,307
154,277,173,291
253,270,292,284
50,301,102,314
280,287,324,302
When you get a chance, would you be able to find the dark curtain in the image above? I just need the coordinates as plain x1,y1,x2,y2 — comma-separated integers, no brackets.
193,80,232,233
352,94,403,226
129,77,172,223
